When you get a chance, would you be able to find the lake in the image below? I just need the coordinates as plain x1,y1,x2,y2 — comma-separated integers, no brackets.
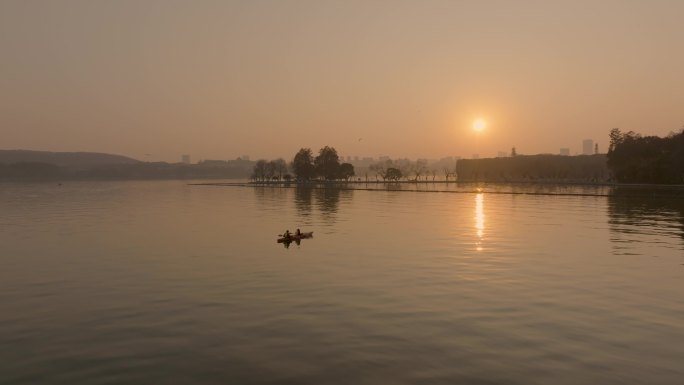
1,180,683,384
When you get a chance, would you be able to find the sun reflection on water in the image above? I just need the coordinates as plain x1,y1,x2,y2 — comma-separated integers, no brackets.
475,193,484,251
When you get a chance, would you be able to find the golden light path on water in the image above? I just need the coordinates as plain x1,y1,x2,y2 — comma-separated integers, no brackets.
475,193,484,251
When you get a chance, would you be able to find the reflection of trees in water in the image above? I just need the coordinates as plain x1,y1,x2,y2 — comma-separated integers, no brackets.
253,186,289,210
383,182,404,191
524,184,609,196
314,187,344,222
608,188,684,242
295,186,314,218
294,186,352,223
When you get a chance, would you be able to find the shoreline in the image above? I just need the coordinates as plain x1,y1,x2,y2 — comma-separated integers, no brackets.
189,180,684,198
190,179,684,190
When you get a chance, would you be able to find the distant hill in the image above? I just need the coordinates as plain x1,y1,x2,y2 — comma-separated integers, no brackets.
0,150,140,169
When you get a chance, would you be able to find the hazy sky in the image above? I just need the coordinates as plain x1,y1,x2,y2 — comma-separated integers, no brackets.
1,0,683,162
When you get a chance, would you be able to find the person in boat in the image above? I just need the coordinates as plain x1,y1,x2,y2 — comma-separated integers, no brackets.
283,230,291,238
295,228,301,236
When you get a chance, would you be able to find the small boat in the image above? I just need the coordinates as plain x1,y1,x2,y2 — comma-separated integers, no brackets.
277,231,314,243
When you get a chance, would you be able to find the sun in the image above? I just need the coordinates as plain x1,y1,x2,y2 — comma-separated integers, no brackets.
472,119,487,132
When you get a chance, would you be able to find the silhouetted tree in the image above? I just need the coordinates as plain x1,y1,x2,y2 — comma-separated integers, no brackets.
252,159,268,181
386,167,402,181
369,162,386,181
394,158,412,180
443,168,456,181
607,128,684,183
608,128,622,153
314,146,341,180
272,158,287,180
292,148,316,181
266,160,277,180
339,163,355,181
410,159,428,181
369,159,396,181
278,159,288,179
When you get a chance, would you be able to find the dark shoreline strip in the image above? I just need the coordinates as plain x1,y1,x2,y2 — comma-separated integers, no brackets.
189,181,684,198
188,183,613,198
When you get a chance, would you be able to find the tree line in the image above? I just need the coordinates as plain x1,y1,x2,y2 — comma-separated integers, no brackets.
250,128,684,185
252,146,355,182
367,158,448,182
456,127,684,184
251,158,288,182
607,128,684,184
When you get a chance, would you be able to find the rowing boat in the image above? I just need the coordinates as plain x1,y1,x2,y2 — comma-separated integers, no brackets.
277,231,313,243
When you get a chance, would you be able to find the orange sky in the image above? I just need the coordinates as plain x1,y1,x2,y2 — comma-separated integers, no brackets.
1,0,683,162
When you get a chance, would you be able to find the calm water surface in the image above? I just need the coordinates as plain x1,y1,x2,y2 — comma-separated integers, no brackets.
1,181,683,384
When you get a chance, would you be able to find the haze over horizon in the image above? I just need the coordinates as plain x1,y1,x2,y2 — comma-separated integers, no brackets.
2,0,683,162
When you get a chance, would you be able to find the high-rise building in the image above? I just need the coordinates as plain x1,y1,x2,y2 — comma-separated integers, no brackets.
181,154,191,164
497,151,508,158
560,148,570,156
582,139,593,155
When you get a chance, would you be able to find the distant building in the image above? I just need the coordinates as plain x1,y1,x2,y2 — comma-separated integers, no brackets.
560,148,570,156
181,154,191,164
497,151,508,158
582,139,593,155
379,155,390,162
472,154,479,159
240,155,250,161
347,156,352,162
354,156,359,161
